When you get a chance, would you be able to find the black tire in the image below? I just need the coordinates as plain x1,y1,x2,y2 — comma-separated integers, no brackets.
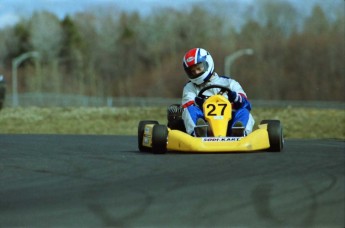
167,104,186,132
138,120,159,152
168,119,186,132
0,87,5,110
260,120,284,152
152,124,168,154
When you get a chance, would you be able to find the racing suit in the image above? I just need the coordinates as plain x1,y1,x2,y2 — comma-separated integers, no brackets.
181,73,254,136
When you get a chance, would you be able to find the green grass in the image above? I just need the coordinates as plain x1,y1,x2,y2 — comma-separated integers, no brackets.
0,107,344,139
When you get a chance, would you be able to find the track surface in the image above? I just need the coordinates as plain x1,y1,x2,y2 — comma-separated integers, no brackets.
0,135,344,227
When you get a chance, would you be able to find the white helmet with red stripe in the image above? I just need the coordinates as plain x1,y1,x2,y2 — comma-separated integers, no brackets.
183,48,214,85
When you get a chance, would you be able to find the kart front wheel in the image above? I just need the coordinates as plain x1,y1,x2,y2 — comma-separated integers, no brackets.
260,120,284,152
138,120,158,152
152,124,168,154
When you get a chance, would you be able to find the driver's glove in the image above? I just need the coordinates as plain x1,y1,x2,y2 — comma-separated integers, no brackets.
194,96,205,108
228,91,241,103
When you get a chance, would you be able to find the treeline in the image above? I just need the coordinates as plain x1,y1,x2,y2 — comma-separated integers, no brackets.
0,1,344,101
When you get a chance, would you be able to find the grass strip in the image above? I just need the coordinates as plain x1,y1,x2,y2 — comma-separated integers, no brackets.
0,107,344,139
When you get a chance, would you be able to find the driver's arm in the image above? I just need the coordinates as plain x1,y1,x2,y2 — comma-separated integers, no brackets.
228,80,252,110
181,83,197,108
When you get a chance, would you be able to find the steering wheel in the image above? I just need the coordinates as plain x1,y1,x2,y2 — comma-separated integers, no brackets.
197,85,232,100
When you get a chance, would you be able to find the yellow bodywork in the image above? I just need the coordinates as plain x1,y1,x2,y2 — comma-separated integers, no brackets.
166,124,270,153
142,123,270,153
203,95,232,137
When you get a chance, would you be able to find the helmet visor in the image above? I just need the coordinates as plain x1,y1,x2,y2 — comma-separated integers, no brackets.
187,62,207,79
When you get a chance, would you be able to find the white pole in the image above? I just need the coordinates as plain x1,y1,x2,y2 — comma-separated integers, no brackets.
224,49,254,76
12,52,40,107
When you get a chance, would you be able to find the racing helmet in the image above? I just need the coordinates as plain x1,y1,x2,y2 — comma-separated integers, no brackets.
183,48,214,85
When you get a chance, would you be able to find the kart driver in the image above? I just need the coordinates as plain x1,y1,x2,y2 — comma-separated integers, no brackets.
181,48,255,137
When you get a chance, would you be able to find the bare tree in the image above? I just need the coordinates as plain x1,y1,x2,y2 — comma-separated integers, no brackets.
29,11,63,61
0,1,343,101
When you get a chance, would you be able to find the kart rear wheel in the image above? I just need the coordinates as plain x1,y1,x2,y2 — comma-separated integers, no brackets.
152,124,168,154
167,104,186,132
138,120,158,152
260,120,284,152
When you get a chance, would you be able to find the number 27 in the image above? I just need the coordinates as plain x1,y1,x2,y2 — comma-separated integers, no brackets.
206,103,227,116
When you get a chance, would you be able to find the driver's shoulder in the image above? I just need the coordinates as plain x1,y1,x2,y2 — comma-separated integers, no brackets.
213,75,233,85
218,75,230,80
183,81,199,92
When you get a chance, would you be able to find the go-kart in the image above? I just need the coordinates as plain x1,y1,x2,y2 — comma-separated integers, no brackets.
138,85,284,154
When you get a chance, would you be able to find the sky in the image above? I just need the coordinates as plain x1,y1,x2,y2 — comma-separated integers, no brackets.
0,0,340,29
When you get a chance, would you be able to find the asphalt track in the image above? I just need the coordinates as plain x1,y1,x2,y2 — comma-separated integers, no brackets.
0,135,344,227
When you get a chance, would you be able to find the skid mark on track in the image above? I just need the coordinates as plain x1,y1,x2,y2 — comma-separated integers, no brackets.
251,173,340,227
252,184,284,226
87,190,154,227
